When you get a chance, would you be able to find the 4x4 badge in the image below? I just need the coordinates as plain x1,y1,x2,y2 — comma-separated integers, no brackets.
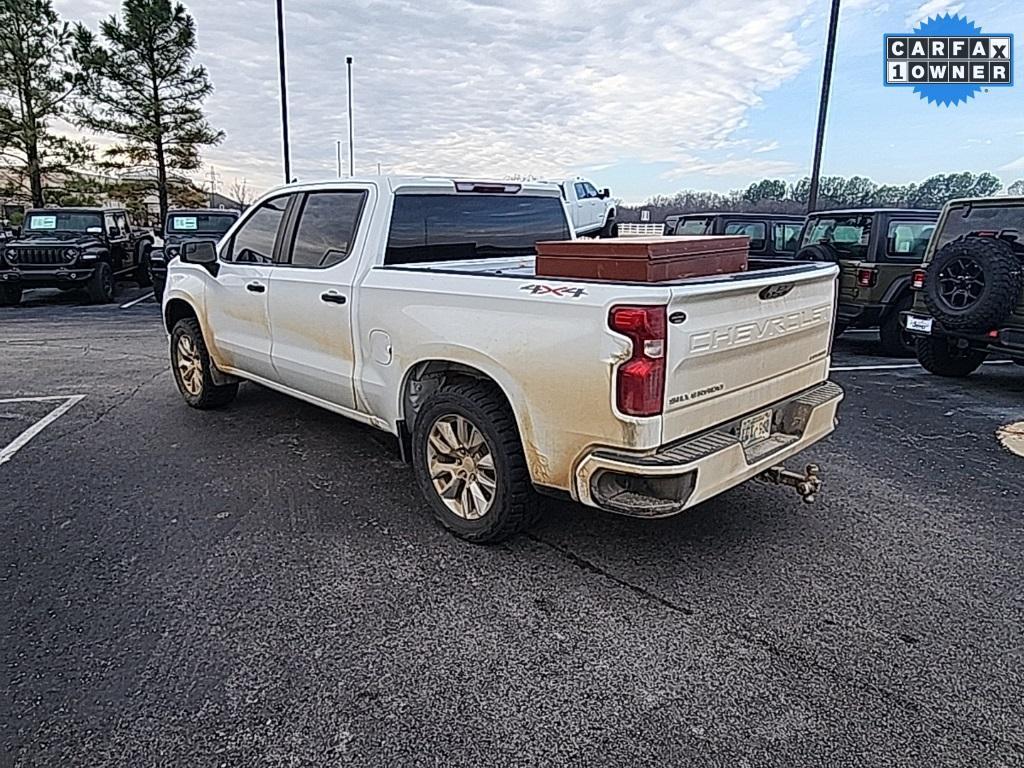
760,283,794,300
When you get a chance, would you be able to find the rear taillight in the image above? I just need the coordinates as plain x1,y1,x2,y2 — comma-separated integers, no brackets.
609,305,666,417
911,269,926,290
857,268,878,288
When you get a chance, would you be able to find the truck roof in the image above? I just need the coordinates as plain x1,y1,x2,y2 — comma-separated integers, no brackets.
942,196,1024,206
668,211,804,220
806,207,938,217
26,206,125,214
166,208,240,216
263,175,563,199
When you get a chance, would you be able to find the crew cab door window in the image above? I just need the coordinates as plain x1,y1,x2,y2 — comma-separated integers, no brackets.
574,182,587,200
114,212,129,237
675,217,712,235
724,220,767,251
285,191,367,268
104,214,120,239
224,197,289,264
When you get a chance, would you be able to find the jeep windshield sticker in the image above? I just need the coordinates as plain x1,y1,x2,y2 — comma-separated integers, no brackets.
28,215,57,230
520,284,587,298
172,216,198,231
885,14,1013,106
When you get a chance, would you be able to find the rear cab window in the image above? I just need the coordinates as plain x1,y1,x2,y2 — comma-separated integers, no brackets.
773,222,802,253
385,194,571,266
933,202,1024,254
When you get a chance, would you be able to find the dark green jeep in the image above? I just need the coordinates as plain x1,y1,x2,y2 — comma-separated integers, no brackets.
795,208,939,356
903,197,1024,376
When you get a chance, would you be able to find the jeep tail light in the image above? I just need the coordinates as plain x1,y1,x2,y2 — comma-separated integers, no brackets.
911,269,926,290
857,268,878,288
609,305,666,417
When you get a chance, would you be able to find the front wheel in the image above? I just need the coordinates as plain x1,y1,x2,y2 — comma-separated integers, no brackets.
170,318,239,408
0,284,22,306
411,380,540,543
85,262,115,304
600,219,618,238
136,245,152,287
916,335,987,378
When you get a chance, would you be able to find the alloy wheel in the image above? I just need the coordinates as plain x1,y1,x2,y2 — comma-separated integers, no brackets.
425,414,497,520
937,257,985,310
176,335,203,396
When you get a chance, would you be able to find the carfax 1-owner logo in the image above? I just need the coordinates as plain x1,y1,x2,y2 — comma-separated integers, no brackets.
884,14,1013,106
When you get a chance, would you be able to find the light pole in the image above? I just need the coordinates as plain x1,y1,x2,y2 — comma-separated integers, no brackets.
346,56,354,176
275,0,291,184
808,0,841,213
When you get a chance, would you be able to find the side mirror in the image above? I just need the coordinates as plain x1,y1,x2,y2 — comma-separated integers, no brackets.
182,241,217,265
600,188,610,199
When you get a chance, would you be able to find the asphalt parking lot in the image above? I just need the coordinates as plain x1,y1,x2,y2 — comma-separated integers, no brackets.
2,285,1023,767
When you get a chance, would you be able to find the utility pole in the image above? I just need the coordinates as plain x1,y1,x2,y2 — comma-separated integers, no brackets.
336,140,342,178
346,56,354,176
807,0,841,213
276,0,292,184
207,166,219,207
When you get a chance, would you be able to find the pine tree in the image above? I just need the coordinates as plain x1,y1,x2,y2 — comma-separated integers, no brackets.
0,0,91,205
74,0,222,224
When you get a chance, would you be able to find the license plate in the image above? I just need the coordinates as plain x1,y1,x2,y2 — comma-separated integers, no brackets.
738,410,773,447
905,315,933,334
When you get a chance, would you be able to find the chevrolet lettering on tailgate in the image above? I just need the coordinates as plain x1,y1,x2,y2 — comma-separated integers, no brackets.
689,305,832,354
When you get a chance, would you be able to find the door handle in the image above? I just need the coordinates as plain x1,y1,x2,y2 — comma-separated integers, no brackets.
320,292,347,305
245,282,266,293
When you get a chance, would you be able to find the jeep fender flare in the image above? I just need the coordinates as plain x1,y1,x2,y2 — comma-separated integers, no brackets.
879,275,913,315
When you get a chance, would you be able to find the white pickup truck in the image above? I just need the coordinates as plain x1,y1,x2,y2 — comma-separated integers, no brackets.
163,176,843,543
558,176,617,238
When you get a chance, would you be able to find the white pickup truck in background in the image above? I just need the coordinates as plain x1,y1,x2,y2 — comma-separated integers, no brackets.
558,176,617,238
163,176,843,543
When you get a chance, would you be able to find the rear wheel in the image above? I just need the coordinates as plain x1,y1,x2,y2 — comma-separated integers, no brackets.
85,262,115,304
0,284,22,306
411,379,540,543
916,335,987,378
879,293,916,357
170,318,238,408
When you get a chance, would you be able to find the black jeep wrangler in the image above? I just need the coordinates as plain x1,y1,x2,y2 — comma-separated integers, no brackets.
0,207,154,306
149,208,239,301
795,208,938,356
903,196,1024,376
663,211,805,260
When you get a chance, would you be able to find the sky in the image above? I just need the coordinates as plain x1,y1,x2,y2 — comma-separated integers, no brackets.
55,0,1024,204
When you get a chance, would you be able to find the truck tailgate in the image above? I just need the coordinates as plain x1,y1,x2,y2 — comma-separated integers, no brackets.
661,264,838,444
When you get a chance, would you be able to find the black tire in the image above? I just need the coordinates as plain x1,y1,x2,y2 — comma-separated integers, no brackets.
85,262,115,304
796,244,840,262
600,219,618,238
152,276,165,303
916,335,987,378
170,318,239,409
136,244,152,287
923,236,1023,331
0,284,22,306
879,293,916,358
411,379,540,543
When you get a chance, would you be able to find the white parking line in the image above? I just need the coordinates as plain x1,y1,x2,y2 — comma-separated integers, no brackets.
120,292,154,309
113,267,136,276
0,395,86,467
832,361,1016,372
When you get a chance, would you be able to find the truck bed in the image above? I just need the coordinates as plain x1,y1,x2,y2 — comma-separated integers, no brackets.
383,255,827,286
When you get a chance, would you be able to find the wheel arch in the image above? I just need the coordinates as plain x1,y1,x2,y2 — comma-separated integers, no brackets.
164,297,198,333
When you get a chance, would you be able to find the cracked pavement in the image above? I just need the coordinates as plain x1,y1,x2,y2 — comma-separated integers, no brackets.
2,291,1023,767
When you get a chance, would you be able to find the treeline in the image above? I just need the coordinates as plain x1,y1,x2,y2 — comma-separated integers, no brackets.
0,0,220,223
619,172,1018,222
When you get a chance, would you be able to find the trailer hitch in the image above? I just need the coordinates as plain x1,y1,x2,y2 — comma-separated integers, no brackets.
758,463,821,504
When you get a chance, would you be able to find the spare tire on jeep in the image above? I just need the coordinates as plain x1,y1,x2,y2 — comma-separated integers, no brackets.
923,236,1023,331
795,243,840,262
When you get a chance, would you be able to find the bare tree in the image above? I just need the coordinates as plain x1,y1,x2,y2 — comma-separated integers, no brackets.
229,177,254,209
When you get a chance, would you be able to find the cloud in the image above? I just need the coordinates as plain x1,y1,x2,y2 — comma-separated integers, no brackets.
905,0,964,27
56,0,815,197
752,140,780,154
998,156,1024,173
661,155,799,180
